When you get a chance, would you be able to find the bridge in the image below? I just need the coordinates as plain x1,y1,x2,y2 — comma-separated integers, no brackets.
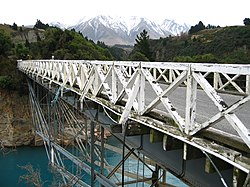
17,60,250,186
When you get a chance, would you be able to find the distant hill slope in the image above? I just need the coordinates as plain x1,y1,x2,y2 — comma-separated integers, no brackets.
149,26,250,64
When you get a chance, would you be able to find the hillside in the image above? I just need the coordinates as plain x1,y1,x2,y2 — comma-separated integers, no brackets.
149,26,250,63
0,24,45,44
0,22,116,91
0,22,116,147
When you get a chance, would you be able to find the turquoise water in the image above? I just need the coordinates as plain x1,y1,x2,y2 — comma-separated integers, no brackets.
0,146,53,187
0,144,188,187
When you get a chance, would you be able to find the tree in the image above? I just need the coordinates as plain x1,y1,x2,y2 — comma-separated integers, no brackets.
243,18,250,26
0,29,12,56
15,43,29,59
134,29,152,60
206,24,220,29
188,21,205,34
12,22,18,30
0,76,14,90
97,41,108,48
34,19,49,30
129,51,149,61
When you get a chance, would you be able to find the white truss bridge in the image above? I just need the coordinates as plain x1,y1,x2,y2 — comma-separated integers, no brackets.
18,60,250,186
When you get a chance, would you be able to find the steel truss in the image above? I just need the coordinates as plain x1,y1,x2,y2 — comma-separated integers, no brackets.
19,60,250,186
19,60,250,148
28,80,160,186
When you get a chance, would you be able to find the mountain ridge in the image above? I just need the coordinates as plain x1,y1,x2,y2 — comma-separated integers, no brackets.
51,15,190,46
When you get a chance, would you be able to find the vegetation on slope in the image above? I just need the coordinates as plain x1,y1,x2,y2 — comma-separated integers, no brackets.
129,19,250,64
149,23,250,63
0,20,116,90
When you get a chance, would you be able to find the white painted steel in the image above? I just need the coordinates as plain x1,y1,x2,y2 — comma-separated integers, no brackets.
18,60,250,149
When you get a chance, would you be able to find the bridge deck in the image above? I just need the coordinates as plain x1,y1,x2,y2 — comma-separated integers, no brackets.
148,84,250,136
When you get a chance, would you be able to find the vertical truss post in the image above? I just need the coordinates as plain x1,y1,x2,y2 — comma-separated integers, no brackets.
112,62,117,102
101,126,105,176
213,72,219,90
51,146,55,165
169,69,173,83
94,65,99,95
47,88,52,163
153,68,157,80
139,63,145,114
60,87,64,97
80,100,83,112
162,170,166,184
91,120,95,186
36,82,39,101
85,118,88,157
185,66,197,135
128,66,132,77
246,75,250,95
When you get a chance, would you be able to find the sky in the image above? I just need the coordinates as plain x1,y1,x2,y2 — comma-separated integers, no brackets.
0,0,249,26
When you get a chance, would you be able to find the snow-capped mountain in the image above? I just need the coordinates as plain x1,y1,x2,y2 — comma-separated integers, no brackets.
50,21,68,30
53,15,190,45
160,19,190,36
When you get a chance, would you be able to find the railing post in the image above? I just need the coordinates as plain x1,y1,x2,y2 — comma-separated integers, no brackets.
246,75,250,95
213,72,219,90
169,69,173,83
185,65,197,135
153,68,157,80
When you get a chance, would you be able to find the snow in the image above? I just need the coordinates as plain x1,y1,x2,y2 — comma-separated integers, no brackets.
49,21,68,29
56,15,190,38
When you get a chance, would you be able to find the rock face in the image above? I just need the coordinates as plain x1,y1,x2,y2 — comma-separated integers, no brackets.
0,89,34,147
0,89,111,148
12,28,45,44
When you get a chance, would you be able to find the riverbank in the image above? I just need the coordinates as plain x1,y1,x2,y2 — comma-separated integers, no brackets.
0,88,112,148
0,89,33,147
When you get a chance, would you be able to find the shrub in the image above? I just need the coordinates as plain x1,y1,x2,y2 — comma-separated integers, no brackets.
0,76,14,90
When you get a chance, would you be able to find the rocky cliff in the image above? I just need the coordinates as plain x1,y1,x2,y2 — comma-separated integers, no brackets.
12,28,45,44
0,89,34,147
0,24,45,44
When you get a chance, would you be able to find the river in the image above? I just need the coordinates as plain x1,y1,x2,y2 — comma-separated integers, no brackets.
0,143,188,187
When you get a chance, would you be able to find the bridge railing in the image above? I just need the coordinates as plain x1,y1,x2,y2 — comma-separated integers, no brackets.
17,60,250,149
